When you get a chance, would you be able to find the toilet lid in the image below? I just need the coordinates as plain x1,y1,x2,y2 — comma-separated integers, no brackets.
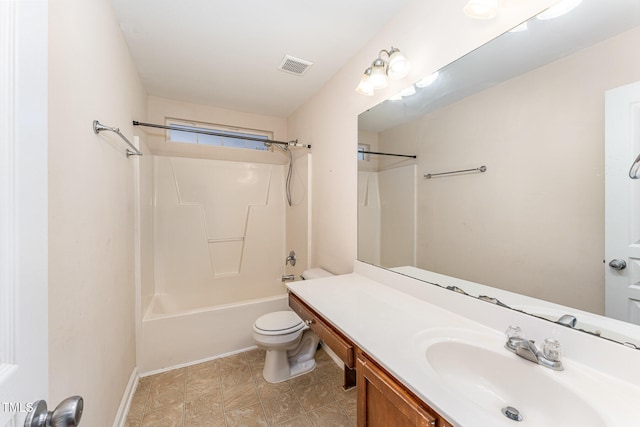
254,311,304,335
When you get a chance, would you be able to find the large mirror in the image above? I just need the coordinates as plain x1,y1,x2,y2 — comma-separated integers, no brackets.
358,0,640,347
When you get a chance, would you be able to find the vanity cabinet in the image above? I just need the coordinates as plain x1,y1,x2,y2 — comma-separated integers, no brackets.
289,293,356,388
357,352,453,427
288,292,454,426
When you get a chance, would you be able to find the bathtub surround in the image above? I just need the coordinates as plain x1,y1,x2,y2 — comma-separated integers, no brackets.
140,295,288,373
153,157,287,294
358,165,417,268
138,153,308,372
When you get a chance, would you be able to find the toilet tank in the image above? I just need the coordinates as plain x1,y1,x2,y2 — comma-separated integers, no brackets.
301,268,333,280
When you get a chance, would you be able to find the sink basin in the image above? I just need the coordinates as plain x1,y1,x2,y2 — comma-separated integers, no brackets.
414,329,607,426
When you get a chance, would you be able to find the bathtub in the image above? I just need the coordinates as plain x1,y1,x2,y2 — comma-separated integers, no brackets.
139,286,290,374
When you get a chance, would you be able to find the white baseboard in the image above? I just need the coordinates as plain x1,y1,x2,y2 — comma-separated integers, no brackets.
320,341,344,369
112,367,139,427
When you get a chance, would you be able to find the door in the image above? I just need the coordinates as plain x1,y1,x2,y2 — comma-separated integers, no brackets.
605,81,640,324
356,352,439,427
0,1,49,425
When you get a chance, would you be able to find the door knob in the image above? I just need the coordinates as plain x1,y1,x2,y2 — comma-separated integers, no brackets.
24,396,83,427
609,259,627,270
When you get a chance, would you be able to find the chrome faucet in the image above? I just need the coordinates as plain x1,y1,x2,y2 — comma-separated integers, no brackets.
557,314,577,328
281,274,296,282
285,250,296,266
505,327,563,371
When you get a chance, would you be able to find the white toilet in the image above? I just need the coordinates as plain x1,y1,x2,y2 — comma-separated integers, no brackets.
252,268,333,383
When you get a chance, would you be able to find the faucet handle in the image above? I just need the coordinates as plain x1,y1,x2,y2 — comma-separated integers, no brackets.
505,325,523,339
543,338,562,362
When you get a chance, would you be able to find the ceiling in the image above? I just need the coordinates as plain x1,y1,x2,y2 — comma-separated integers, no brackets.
111,0,411,118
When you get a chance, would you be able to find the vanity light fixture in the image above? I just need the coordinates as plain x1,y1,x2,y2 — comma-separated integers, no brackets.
369,58,389,89
536,0,582,20
463,0,499,20
355,67,374,96
355,46,410,96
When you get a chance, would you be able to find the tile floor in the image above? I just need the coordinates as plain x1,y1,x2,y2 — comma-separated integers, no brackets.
124,347,357,426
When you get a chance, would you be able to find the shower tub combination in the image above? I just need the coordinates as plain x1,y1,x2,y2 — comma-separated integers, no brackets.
140,285,289,373
138,155,303,373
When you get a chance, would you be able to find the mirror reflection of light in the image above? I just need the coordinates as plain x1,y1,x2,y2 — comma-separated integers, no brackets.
463,0,499,20
537,0,582,20
509,22,528,33
389,85,416,101
400,85,416,97
416,71,440,88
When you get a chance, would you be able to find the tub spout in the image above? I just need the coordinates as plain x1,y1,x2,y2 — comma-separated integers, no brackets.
281,274,297,282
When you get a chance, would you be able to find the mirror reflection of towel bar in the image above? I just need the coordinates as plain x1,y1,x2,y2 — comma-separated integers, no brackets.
424,165,486,179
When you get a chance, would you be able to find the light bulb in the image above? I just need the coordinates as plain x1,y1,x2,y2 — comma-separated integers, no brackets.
387,48,410,80
369,58,388,89
355,68,374,96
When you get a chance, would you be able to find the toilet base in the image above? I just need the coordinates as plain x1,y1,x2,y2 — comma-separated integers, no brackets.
263,352,317,383
261,330,319,383
288,358,317,380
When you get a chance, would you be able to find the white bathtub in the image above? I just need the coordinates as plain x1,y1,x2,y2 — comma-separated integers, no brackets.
139,288,289,374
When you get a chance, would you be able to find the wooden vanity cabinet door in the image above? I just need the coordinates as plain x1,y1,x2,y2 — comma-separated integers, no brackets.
357,353,437,427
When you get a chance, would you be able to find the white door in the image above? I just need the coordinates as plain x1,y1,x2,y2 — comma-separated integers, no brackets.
0,1,49,426
605,81,640,324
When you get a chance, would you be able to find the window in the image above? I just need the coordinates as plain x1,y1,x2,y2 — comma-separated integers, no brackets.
166,118,272,151
358,143,370,161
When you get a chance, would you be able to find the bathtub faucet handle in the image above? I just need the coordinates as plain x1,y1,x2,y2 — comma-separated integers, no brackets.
286,250,296,266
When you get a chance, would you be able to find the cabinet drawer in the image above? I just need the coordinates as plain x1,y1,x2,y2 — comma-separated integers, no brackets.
289,293,354,369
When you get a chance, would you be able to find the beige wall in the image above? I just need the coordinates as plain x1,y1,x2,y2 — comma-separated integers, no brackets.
48,0,146,424
288,0,559,274
378,27,640,314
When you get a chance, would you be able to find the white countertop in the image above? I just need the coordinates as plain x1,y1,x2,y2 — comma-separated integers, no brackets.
287,266,640,426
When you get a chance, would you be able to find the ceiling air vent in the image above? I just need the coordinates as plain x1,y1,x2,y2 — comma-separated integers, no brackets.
278,55,313,76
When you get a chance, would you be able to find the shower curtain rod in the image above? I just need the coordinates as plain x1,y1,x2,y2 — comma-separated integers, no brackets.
359,150,416,159
132,121,310,149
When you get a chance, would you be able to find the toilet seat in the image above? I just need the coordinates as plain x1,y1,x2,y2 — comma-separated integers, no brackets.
253,311,305,336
